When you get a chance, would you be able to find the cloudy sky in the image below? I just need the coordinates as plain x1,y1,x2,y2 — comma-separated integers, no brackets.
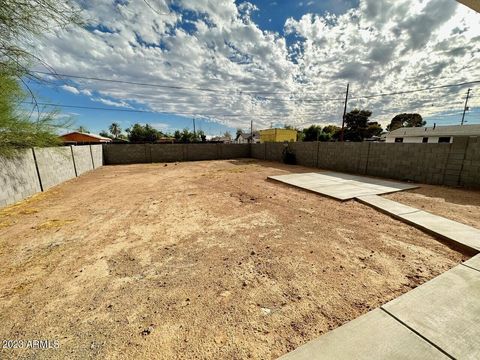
27,0,480,136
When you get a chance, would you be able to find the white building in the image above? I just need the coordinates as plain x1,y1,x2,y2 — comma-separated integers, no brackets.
386,124,480,144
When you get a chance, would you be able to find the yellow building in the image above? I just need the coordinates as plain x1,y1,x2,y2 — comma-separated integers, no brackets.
259,129,297,143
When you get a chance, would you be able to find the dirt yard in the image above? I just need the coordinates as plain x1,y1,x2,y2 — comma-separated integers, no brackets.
385,185,480,228
0,160,471,359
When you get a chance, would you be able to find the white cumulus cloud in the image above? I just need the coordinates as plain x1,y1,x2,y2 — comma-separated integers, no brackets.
33,0,480,129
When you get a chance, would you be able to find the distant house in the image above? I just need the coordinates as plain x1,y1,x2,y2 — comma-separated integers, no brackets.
259,128,297,143
247,131,261,144
157,136,175,144
235,133,248,144
60,132,112,144
210,136,232,143
386,124,480,144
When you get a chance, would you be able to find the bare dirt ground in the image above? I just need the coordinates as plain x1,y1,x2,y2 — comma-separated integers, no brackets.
0,160,469,359
385,185,480,228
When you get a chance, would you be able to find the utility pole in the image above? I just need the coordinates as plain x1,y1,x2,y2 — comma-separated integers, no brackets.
461,88,472,125
340,83,349,142
250,120,253,143
192,118,196,137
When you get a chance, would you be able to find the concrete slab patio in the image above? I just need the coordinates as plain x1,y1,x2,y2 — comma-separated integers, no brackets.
268,172,417,201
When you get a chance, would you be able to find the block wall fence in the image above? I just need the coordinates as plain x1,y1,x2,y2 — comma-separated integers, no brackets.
251,137,480,188
1,140,479,209
0,145,103,208
103,143,250,164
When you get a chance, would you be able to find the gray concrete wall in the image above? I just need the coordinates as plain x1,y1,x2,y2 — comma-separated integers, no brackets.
149,144,185,163
0,149,42,208
33,147,77,190
251,143,266,160
104,144,250,164
0,145,104,209
185,144,218,161
72,145,94,176
318,142,370,175
218,144,250,159
257,138,480,188
90,145,103,169
104,144,149,164
460,137,480,187
289,142,317,167
265,143,285,163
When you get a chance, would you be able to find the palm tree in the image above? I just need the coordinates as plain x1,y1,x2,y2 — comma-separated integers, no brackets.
109,123,122,138
77,126,89,133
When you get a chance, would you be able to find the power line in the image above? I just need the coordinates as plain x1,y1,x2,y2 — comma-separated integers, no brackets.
22,101,328,118
349,80,480,100
31,70,346,102
31,70,480,100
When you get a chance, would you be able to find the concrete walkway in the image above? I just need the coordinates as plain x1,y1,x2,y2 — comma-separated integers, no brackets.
357,195,480,252
279,255,480,360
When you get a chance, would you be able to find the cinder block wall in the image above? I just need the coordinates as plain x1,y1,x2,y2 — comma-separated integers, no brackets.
33,147,77,190
289,142,317,167
366,143,451,184
72,145,94,176
219,144,250,159
91,145,103,168
460,137,480,187
104,144,250,164
252,138,480,188
0,149,42,208
265,143,285,162
251,143,266,160
0,145,103,208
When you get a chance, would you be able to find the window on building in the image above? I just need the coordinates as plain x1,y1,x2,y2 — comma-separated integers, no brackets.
394,137,404,143
438,137,451,143
422,137,428,143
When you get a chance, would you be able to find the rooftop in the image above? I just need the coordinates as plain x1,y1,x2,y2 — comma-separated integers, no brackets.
386,124,480,138
60,131,112,142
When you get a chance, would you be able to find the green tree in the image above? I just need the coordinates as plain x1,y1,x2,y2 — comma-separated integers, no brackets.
127,123,160,142
99,130,113,139
180,128,194,143
77,126,89,133
0,0,81,76
322,125,342,141
387,113,425,131
109,122,122,138
197,129,206,142
224,131,232,140
173,130,181,141
0,1,81,156
344,109,383,141
302,125,323,142
0,71,67,156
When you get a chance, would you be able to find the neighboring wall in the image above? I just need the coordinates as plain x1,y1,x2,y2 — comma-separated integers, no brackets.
251,137,480,188
104,143,250,164
90,145,103,169
0,149,42,208
0,145,103,208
